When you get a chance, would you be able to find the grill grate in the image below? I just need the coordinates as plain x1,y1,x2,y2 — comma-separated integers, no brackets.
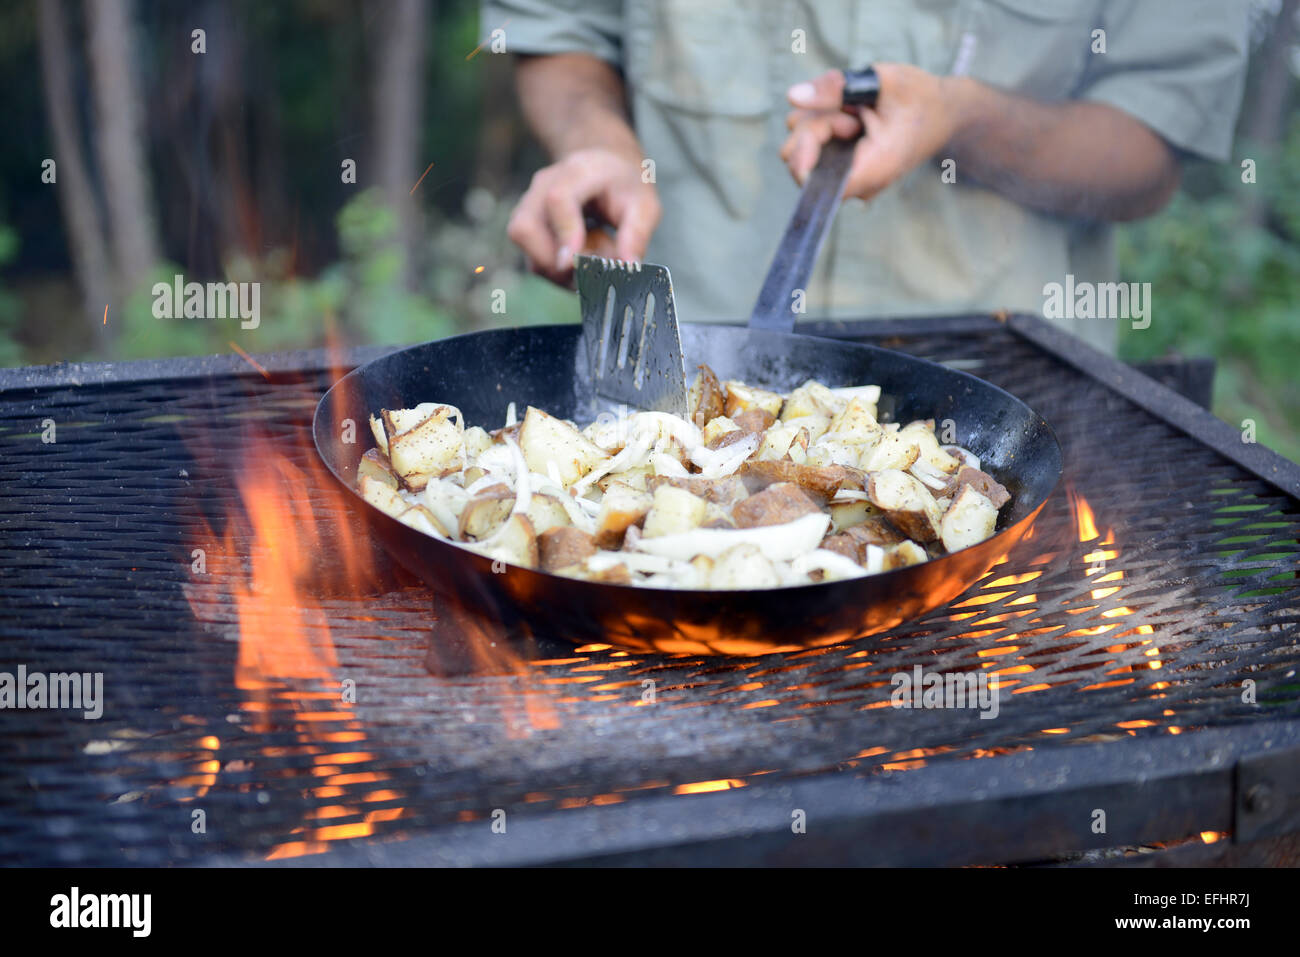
1,321,1297,865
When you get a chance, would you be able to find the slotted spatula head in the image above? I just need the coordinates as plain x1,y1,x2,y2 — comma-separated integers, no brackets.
575,254,689,416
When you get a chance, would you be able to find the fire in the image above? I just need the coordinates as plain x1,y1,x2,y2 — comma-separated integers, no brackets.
934,488,1170,731
1067,489,1167,714
178,333,572,858
230,442,338,691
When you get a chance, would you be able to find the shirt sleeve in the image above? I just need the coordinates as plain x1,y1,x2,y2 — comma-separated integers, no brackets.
481,0,623,65
1078,0,1250,162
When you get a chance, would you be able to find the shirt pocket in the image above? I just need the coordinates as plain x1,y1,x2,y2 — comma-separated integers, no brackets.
961,0,1099,100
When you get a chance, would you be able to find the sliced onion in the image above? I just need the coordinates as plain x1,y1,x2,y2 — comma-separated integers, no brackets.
633,513,830,562
791,549,871,581
690,431,760,478
943,445,980,471
572,429,654,495
651,452,690,477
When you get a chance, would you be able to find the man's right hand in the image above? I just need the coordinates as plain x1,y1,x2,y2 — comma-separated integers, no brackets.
506,147,661,286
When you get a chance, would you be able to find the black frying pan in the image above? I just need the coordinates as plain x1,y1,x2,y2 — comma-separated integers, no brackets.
313,322,1062,655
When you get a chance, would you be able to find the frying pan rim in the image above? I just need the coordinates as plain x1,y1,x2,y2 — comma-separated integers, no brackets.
312,322,1064,596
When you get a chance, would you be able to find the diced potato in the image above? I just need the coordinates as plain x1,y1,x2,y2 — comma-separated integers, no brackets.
646,475,749,506
702,415,741,446
782,413,831,442
867,469,943,543
780,380,841,421
884,540,928,570
805,439,862,469
526,493,572,535
829,498,880,533
939,485,999,552
757,424,801,461
732,407,776,433
946,466,1011,509
463,425,492,459
845,516,906,548
381,403,446,437
710,545,780,589
595,482,653,547
539,526,597,573
827,396,881,445
701,502,737,529
732,482,821,529
570,561,633,584
820,533,863,565
739,460,865,503
786,431,810,465
458,493,515,541
518,406,610,486
388,407,463,480
723,381,783,419
398,504,450,538
368,415,389,456
829,384,880,419
860,430,921,472
599,464,654,492
359,473,408,518
358,447,398,490
706,428,761,452
463,465,487,487
642,485,708,538
688,364,727,429
900,421,961,474
475,513,539,569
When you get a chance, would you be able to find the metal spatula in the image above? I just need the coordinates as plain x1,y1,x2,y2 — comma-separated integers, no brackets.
575,254,689,416
575,67,879,414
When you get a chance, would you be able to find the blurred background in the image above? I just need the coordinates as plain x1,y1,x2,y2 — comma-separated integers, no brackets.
0,0,1297,460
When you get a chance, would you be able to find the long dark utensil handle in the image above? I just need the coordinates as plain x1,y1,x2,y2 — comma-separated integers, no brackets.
748,139,856,332
749,66,878,334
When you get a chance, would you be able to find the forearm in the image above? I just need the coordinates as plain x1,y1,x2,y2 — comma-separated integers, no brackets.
515,53,642,162
943,76,1180,222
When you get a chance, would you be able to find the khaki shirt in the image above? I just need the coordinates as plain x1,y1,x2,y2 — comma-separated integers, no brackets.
483,0,1249,351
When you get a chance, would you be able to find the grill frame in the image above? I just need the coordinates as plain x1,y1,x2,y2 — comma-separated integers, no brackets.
2,313,1298,867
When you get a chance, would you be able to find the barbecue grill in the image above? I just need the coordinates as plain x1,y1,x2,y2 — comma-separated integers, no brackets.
2,313,1298,867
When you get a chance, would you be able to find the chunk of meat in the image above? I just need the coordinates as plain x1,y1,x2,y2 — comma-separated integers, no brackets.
732,482,822,529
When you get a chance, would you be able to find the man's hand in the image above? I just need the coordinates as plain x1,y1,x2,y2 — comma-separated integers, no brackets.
781,64,959,201
779,62,1179,222
506,147,661,284
507,53,661,285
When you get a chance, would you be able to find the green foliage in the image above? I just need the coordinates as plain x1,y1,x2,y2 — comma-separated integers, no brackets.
0,224,22,367
1117,124,1300,464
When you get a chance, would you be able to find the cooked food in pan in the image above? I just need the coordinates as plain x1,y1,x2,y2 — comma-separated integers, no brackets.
356,365,1010,589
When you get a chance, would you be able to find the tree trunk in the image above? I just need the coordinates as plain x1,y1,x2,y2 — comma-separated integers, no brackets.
85,0,160,302
37,0,114,346
371,0,430,290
